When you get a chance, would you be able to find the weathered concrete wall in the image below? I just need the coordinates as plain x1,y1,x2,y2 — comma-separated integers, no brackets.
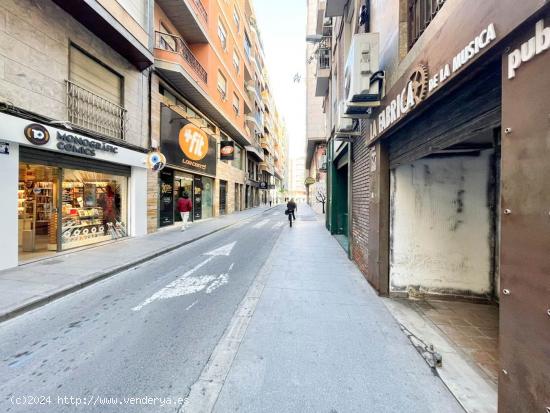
390,151,494,296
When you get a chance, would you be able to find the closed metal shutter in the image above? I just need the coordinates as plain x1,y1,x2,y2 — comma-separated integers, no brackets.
387,60,501,168
20,146,131,177
69,46,122,105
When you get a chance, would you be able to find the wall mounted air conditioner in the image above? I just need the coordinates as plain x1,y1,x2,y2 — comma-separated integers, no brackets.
341,33,384,118
335,101,361,137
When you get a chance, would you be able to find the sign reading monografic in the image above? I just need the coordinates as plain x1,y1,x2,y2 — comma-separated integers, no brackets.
160,105,217,176
220,141,235,161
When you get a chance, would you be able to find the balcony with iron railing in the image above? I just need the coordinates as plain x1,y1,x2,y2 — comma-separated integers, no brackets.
315,35,331,96
190,0,208,24
245,110,263,130
155,31,207,84
66,80,127,140
246,80,262,105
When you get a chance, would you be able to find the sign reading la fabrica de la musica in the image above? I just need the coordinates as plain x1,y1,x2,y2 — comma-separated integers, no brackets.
369,22,497,141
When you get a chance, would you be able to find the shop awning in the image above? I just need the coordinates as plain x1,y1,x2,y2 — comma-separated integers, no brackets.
245,145,265,161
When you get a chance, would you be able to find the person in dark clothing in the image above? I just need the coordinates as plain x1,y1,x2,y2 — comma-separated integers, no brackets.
286,198,297,226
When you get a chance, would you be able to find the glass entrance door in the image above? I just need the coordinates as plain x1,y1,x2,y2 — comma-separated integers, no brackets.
18,164,60,262
219,180,227,215
174,172,194,222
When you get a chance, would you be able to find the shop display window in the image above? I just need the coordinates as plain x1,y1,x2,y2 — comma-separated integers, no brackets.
61,169,127,250
201,177,213,219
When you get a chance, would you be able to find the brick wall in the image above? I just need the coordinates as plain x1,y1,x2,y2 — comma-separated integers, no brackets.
351,120,372,283
147,169,159,233
217,160,246,215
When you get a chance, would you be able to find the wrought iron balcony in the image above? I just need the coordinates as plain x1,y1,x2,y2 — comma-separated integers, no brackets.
155,31,207,84
66,80,127,140
318,35,332,70
191,0,208,23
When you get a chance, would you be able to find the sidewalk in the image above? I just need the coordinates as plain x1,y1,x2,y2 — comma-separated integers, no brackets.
0,206,275,322
210,205,463,412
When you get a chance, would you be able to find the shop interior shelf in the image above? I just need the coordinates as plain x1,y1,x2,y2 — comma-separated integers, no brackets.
62,222,103,229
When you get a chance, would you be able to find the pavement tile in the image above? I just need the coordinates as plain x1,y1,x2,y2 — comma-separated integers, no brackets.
213,205,463,413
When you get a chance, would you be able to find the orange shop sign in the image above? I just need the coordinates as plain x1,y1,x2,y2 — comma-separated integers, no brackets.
160,105,217,176
179,124,209,161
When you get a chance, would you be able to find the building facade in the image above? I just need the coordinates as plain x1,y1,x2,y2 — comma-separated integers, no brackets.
305,0,329,216
312,0,549,410
148,0,286,232
0,0,153,271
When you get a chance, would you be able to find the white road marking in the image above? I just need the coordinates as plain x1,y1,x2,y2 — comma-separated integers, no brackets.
271,222,285,229
252,219,269,228
272,212,279,216
132,242,237,311
205,273,229,294
185,300,198,311
204,241,236,256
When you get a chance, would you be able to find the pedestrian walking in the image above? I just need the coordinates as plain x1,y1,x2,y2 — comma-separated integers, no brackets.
177,191,192,231
286,198,297,227
269,200,272,207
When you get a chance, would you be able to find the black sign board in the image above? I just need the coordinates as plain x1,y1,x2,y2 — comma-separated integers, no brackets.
220,141,235,161
259,182,268,189
193,176,203,220
159,169,174,227
160,105,217,176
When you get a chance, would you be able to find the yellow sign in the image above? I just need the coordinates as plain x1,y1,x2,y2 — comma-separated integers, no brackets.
179,124,209,161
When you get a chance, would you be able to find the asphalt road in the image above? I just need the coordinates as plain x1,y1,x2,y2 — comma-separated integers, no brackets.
0,206,288,413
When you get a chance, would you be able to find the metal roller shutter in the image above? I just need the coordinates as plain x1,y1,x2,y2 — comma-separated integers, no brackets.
69,46,122,106
387,60,502,168
20,146,131,177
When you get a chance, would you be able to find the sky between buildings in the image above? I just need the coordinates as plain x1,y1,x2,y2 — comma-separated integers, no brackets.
253,0,306,161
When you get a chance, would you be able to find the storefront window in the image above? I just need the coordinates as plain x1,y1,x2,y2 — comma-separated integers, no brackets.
61,169,127,250
232,144,243,170
202,177,213,219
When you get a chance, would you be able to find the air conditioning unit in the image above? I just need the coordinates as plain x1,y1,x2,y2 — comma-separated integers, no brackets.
335,101,360,137
343,33,384,117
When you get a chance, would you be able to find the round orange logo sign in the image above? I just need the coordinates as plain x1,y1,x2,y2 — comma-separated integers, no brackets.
178,124,209,161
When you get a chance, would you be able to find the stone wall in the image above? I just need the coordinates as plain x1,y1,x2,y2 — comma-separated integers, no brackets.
0,0,150,149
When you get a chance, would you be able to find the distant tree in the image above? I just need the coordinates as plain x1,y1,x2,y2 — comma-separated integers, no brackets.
316,188,327,214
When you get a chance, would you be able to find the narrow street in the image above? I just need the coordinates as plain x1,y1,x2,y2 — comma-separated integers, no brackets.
0,206,462,412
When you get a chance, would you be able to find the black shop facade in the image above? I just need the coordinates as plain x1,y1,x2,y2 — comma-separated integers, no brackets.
159,105,216,227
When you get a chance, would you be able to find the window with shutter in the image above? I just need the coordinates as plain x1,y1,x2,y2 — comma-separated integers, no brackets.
67,46,126,139
232,93,240,114
218,21,227,50
232,51,240,73
217,71,227,100
159,23,176,51
69,46,122,105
